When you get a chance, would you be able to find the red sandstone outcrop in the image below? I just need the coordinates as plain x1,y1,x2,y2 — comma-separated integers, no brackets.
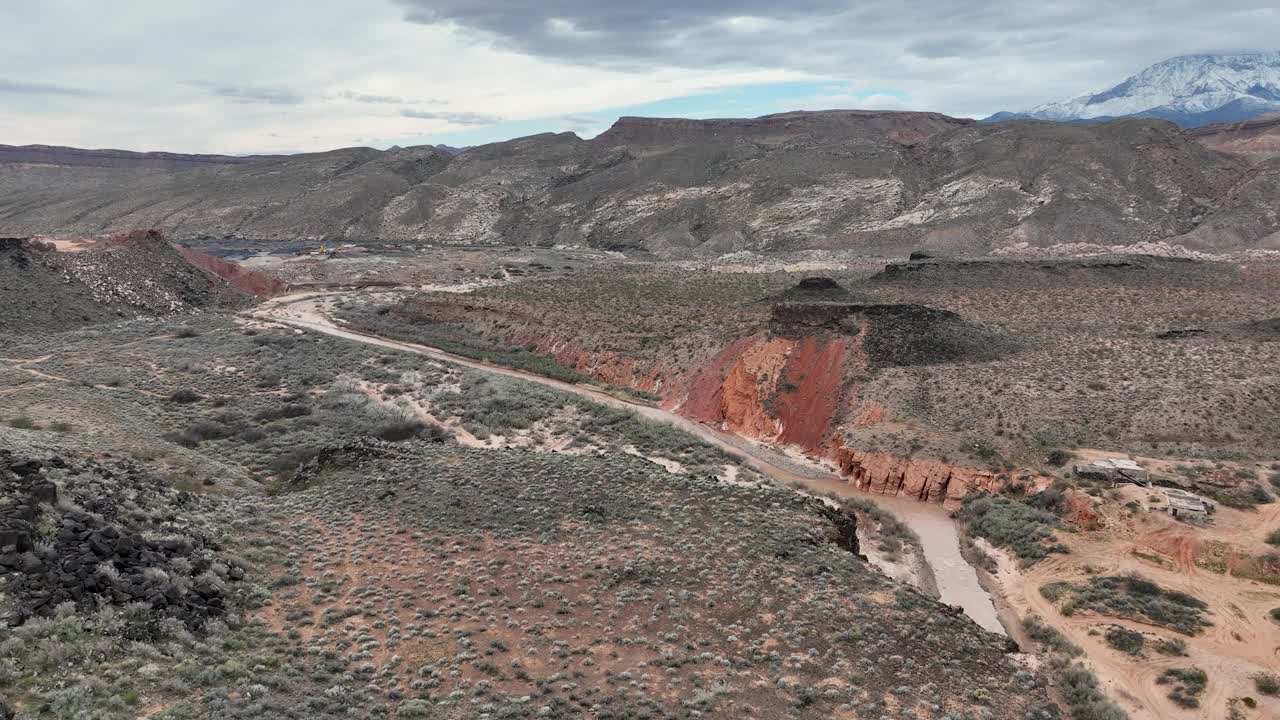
833,447,1052,508
670,334,853,453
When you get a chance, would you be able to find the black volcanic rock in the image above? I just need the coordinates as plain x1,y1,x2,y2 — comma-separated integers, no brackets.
0,449,242,633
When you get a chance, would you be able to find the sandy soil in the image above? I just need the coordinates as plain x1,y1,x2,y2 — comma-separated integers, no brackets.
987,495,1280,720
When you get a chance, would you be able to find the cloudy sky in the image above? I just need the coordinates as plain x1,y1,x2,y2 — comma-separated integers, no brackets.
2,0,1276,153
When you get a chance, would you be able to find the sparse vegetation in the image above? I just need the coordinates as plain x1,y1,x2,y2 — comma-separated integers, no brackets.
1023,614,1083,657
958,494,1067,562
1157,667,1207,708
1104,626,1145,655
1254,672,1280,696
1058,664,1129,720
1153,637,1188,656
1044,575,1211,635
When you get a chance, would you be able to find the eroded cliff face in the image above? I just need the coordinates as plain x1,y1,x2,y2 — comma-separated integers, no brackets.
832,447,1043,508
387,288,1032,506
667,333,856,454
173,244,289,297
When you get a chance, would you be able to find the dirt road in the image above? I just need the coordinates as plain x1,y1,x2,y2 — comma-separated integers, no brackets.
249,290,1007,634
987,486,1280,720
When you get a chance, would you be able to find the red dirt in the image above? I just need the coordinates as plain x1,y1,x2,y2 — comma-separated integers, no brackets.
1063,493,1103,531
776,336,849,452
832,446,1048,507
669,335,761,422
717,337,794,439
173,243,289,297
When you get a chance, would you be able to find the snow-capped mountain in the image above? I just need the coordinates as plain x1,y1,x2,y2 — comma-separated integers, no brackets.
985,52,1280,127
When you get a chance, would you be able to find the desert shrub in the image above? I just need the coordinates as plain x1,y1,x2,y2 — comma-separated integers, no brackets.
168,389,202,403
374,421,427,442
1026,487,1068,514
1266,529,1280,546
239,427,267,443
397,699,434,718
1152,637,1187,656
1040,582,1073,602
1023,615,1082,657
1254,673,1280,696
255,403,312,422
959,495,1066,562
1046,449,1072,467
267,447,322,478
8,416,40,429
1050,575,1210,635
1156,667,1207,708
163,430,200,448
187,420,237,441
1058,664,1128,720
1271,607,1280,622
174,327,200,338
1103,626,1144,655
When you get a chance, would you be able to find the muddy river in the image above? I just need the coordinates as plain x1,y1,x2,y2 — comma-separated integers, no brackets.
854,494,1005,634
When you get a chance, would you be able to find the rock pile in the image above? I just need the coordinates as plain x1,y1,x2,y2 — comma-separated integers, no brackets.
0,449,242,634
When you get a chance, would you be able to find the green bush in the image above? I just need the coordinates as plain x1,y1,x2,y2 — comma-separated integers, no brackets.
959,495,1067,562
1103,626,1144,655
1058,664,1128,720
1157,667,1207,708
1255,673,1280,696
396,699,435,718
7,416,40,430
255,403,312,422
1023,615,1082,657
1266,529,1280,546
1044,574,1210,635
168,389,202,403
1046,449,1072,467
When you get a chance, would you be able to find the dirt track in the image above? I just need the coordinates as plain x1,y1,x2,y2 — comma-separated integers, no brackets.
250,290,1008,635
989,487,1280,720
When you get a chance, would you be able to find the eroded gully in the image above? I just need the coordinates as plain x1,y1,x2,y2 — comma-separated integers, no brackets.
249,291,1006,635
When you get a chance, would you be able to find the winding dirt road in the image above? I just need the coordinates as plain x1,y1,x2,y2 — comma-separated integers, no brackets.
249,290,1007,634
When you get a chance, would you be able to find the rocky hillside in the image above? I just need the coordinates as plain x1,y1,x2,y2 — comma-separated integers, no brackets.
343,254,1280,499
3,111,1280,254
0,230,256,333
1190,112,1280,162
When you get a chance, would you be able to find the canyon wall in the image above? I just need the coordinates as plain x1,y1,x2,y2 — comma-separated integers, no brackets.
395,294,1041,505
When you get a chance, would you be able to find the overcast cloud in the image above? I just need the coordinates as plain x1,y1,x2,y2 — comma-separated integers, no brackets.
0,0,1276,152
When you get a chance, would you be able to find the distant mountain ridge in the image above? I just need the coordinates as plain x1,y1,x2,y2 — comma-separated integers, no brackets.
985,52,1280,128
3,110,1280,256
0,144,279,170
